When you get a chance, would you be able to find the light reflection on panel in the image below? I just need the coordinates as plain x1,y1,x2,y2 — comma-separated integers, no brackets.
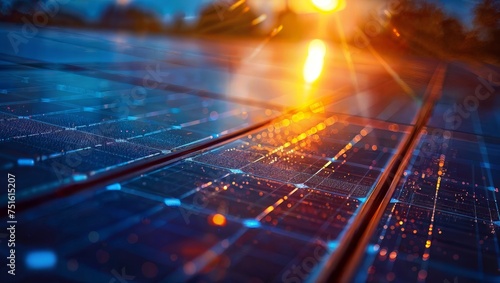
0,26,438,114
427,63,500,138
354,132,500,283
0,72,277,200
6,106,412,282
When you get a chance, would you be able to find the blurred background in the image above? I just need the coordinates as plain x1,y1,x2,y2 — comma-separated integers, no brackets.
0,0,499,63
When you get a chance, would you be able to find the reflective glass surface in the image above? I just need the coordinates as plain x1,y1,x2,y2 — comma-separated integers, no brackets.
0,21,497,283
354,63,500,283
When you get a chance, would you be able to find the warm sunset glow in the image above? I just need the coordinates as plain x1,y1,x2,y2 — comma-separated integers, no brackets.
311,0,345,12
117,0,130,5
303,39,327,84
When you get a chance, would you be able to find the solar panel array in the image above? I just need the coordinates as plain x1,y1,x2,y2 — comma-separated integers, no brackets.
355,62,500,283
0,25,499,283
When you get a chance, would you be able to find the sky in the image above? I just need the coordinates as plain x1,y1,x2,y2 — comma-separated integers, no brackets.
440,0,477,26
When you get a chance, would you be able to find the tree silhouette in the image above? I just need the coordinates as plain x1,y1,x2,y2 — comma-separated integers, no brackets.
0,0,34,22
0,0,13,16
387,0,468,57
473,0,500,41
99,4,162,33
196,0,259,35
170,12,186,34
472,0,500,60
0,0,86,27
441,18,466,53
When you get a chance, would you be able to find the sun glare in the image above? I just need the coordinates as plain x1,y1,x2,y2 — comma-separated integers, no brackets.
303,39,327,84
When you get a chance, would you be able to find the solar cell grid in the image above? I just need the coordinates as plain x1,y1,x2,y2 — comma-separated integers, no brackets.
3,95,415,281
354,130,500,283
0,68,281,202
1,23,498,283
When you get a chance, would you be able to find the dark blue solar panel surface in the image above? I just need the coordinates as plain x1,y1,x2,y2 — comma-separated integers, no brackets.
0,62,280,201
3,106,415,282
0,24,498,283
354,63,500,283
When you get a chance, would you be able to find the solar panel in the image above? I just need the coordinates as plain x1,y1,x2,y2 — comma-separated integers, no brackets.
0,22,499,283
354,132,500,283
7,107,410,282
0,63,281,201
353,63,500,283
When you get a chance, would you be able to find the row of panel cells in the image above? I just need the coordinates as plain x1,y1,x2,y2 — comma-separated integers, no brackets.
191,143,377,198
397,176,499,222
365,203,500,282
13,188,340,282
124,162,361,242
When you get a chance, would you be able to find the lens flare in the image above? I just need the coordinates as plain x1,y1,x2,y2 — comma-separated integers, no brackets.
303,39,327,84
210,214,227,226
